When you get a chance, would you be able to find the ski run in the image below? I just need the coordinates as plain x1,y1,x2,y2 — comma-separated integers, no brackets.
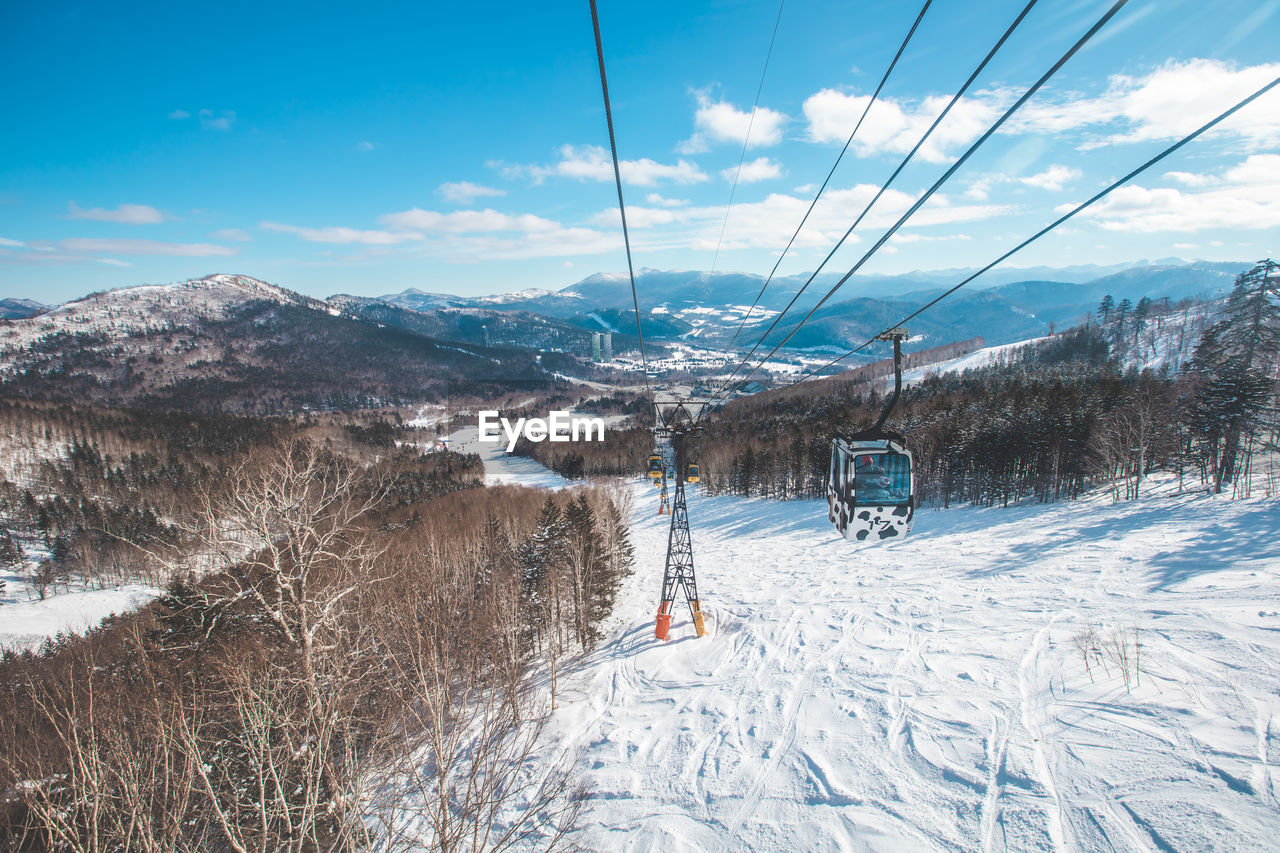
502,451,1279,851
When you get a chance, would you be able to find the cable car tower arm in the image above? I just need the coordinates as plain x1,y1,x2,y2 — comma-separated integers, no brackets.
873,328,908,434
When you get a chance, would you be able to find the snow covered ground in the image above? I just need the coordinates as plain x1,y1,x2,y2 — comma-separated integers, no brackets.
448,426,572,489
903,337,1052,384
520,475,1280,851
4,416,1276,849
0,575,161,652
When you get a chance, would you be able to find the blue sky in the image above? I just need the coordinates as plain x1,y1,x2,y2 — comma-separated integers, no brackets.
2,0,1278,304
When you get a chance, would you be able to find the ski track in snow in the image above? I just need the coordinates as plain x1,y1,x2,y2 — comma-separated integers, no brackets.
448,426,572,489
504,464,1280,852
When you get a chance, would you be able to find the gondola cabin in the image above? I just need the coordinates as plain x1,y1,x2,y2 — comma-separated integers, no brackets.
827,436,914,542
648,454,663,483
686,463,700,484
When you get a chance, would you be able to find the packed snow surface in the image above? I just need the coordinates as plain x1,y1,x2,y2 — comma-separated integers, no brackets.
523,476,1280,851
0,582,161,652
448,426,571,489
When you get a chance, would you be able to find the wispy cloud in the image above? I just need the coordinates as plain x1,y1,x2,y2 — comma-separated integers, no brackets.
1012,59,1280,149
210,228,252,242
437,181,508,205
1059,154,1280,232
1019,165,1082,191
645,193,690,208
168,109,237,130
261,222,423,245
380,208,558,233
56,238,236,256
520,144,708,187
67,202,167,225
198,109,237,131
589,184,1008,254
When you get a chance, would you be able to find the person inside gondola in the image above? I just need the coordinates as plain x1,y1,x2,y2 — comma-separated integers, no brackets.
853,453,904,504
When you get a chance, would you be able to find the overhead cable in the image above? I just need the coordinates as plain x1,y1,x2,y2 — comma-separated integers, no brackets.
709,0,1044,403
730,0,934,344
714,0,1131,403
781,72,1280,391
589,0,652,397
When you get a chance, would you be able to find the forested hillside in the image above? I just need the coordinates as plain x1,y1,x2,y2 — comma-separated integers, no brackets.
0,401,637,849
697,260,1280,507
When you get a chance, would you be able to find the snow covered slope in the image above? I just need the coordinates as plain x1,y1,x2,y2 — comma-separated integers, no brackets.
523,478,1280,851
0,581,161,652
904,337,1051,383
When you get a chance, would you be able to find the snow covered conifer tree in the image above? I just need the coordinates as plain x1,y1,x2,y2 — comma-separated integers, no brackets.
1187,259,1280,493
1097,294,1114,325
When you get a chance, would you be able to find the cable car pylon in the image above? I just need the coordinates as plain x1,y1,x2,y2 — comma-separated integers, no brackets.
658,466,670,515
653,399,711,640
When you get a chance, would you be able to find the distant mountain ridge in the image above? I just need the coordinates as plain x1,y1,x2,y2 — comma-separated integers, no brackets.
369,259,1247,352
0,298,47,320
1,259,1248,415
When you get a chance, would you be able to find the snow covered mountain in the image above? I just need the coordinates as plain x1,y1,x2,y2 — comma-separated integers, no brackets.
0,273,314,356
0,274,577,413
0,298,46,319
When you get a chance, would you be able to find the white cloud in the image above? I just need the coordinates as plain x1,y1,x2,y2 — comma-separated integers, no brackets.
379,208,559,234
168,109,190,120
432,227,618,262
589,207,682,229
198,109,236,131
356,140,376,151
803,88,1004,163
1165,170,1215,187
645,193,689,207
67,202,167,225
679,94,788,153
722,157,782,184
437,181,508,205
486,159,527,181
56,238,235,256
1012,59,1280,148
590,183,1007,253
1059,154,1280,232
261,222,423,245
529,144,708,186
0,237,24,247
1019,165,1081,191
264,207,621,262
210,228,252,242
